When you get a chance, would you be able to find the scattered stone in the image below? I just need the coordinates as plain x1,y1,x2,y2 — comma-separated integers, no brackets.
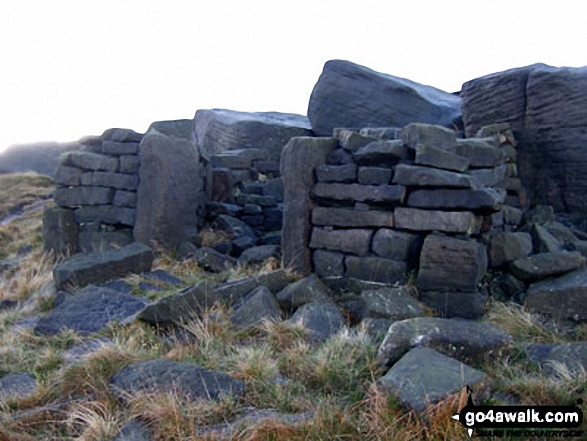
194,247,237,273
522,205,555,225
361,286,423,320
407,188,505,213
414,144,469,172
345,255,407,284
361,318,393,344
288,302,344,341
53,243,154,290
419,291,486,319
510,251,586,282
312,207,394,228
238,245,280,265
377,317,512,367
310,228,373,256
215,215,258,240
544,222,579,245
110,359,245,401
353,140,410,165
230,286,281,329
62,338,113,364
0,373,38,401
541,342,587,378
502,206,523,226
211,168,235,203
488,232,532,268
276,273,333,312
377,347,486,415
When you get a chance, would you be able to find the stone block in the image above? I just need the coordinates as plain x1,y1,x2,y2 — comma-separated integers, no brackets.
61,151,118,172
119,155,141,174
372,228,422,262
357,167,392,185
334,129,377,151
353,140,410,165
75,205,136,226
488,232,533,268
315,164,357,183
102,141,139,155
55,165,83,186
84,171,139,190
510,251,586,282
420,291,486,319
345,255,407,284
264,177,284,202
394,207,482,234
407,188,505,213
312,183,406,205
310,228,373,256
414,144,469,172
469,165,508,188
326,148,354,165
211,167,234,203
312,207,394,228
397,123,458,150
102,128,143,143
113,190,137,207
455,138,506,167
54,186,114,207
42,206,79,256
313,250,345,278
392,164,473,188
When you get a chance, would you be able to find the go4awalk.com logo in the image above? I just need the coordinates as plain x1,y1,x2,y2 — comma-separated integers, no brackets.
452,387,584,438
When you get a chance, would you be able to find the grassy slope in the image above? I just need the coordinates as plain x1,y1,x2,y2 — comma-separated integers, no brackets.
0,173,585,440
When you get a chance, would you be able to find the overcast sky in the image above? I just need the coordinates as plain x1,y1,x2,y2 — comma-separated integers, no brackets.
1,0,585,152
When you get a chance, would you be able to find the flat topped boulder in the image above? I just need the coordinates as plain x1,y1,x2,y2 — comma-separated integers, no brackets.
193,109,312,161
510,250,586,282
53,242,154,290
308,60,461,136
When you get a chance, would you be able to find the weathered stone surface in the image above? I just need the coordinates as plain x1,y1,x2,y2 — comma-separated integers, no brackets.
34,285,147,336
193,109,312,161
193,247,237,273
414,144,469,172
75,205,136,226
353,140,410,165
334,129,377,151
55,165,83,186
42,206,79,256
359,127,399,140
530,224,561,253
82,171,139,190
288,302,344,341
308,60,461,136
102,141,139,155
102,128,143,143
54,186,114,207
53,242,154,290
524,268,587,321
215,215,258,241
397,123,458,150
315,164,357,183
488,232,533,268
522,205,555,225
0,373,38,400
361,286,423,320
392,164,473,188
469,165,508,188
79,231,133,253
454,138,505,167
417,235,487,292
361,318,394,344
60,151,118,172
282,137,337,275
544,222,579,245
377,317,512,367
394,207,482,234
264,177,284,202
312,207,393,228
357,167,392,185
541,342,587,377
312,183,406,205
377,347,486,414
243,194,277,208
407,188,505,213
419,291,486,319
238,245,280,265
510,251,586,282
276,273,333,312
211,149,265,169
345,255,407,284
326,148,354,165
230,286,281,329
371,229,421,262
113,190,137,207
134,132,201,250
310,228,373,256
110,359,244,401
119,155,140,174
112,419,152,441
313,250,345,278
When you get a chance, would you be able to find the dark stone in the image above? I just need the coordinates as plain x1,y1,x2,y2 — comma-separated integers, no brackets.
55,165,83,186
0,299,18,312
211,149,265,169
231,235,258,257
345,255,407,284
238,245,280,265
353,140,410,165
42,206,79,256
113,419,153,441
84,171,138,190
0,373,38,400
110,359,244,401
419,291,486,319
530,224,561,253
243,204,262,215
54,186,114,207
241,215,264,227
276,273,333,312
113,190,137,207
361,318,393,344
523,268,587,321
34,285,147,336
148,119,193,140
243,194,277,208
312,183,406,206
310,228,373,256
361,286,423,320
545,222,579,245
334,129,377,151
510,251,586,282
143,269,182,285
75,205,135,226
371,229,421,263
522,205,555,225
79,231,133,253
392,164,473,188
230,286,281,329
193,109,312,161
216,215,259,240
53,242,154,290
377,347,486,415
469,165,508,188
454,139,505,167
397,123,458,150
488,232,533,268
102,128,143,143
315,164,357,183
313,250,345,278
312,207,394,228
357,167,392,185
359,127,400,140
193,247,237,273
288,302,344,341
263,177,284,202
134,132,201,250
407,188,505,213
254,160,280,174
540,342,587,377
377,317,512,367
417,235,487,292
308,60,461,136
414,143,469,172
394,207,482,234
502,206,523,225
326,148,354,165
102,141,139,155
281,137,337,274
206,202,243,219
60,151,118,172
259,232,282,246
119,155,140,174
211,168,234,203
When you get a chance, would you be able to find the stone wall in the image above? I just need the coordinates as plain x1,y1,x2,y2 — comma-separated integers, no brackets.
283,123,521,318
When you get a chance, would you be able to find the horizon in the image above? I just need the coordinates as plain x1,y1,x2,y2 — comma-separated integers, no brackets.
1,0,586,153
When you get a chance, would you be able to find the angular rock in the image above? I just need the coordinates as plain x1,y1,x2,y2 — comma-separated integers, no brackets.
213,270,290,306
211,149,265,169
281,137,337,274
312,250,345,278
238,245,280,265
353,140,410,165
34,285,147,336
0,373,38,400
308,60,461,136
102,128,143,143
419,291,486,319
394,207,482,234
469,165,508,188
361,318,394,344
310,228,373,256
544,222,579,245
263,177,284,202
377,317,512,367
74,205,136,226
454,139,505,167
134,131,201,250
276,273,333,312
414,144,469,172
148,118,193,140
216,215,258,240
524,268,587,321
193,247,237,273
510,251,586,282
315,164,357,183
113,190,137,208
60,151,118,172
193,109,312,161
288,302,344,341
357,167,392,185
110,359,244,401
392,164,473,188
54,165,83,186
326,148,354,165
312,183,406,206
312,207,393,228
210,168,234,203
502,206,523,225
371,229,421,263
541,342,587,377
359,127,399,140
62,338,113,364
54,186,114,207
82,171,139,190
530,224,561,253
397,123,458,150
42,206,79,256
102,141,139,155
334,129,377,151
417,235,487,292
488,232,533,268
230,286,281,329
345,255,407,284
522,205,555,225
407,188,505,213
361,286,423,320
377,347,486,414
53,242,154,290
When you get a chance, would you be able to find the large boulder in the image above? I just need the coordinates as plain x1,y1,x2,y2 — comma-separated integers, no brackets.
308,60,461,136
461,64,587,214
193,109,313,161
134,130,201,250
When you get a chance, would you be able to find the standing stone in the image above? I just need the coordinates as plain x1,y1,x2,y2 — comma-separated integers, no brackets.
42,206,79,256
134,131,201,250
281,137,337,274
308,60,461,136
